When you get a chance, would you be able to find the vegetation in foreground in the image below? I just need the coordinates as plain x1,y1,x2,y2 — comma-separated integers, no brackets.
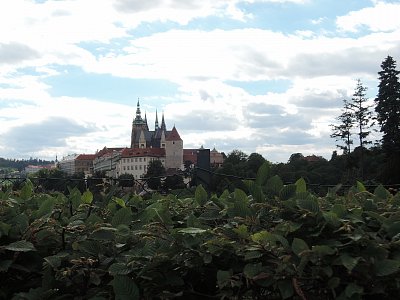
1,163,400,299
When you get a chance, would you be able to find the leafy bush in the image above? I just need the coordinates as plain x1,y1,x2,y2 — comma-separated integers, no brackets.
1,164,400,299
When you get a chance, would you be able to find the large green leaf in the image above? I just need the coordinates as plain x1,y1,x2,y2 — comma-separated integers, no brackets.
78,240,103,255
251,183,265,203
109,263,132,275
295,178,307,193
279,184,296,201
20,180,33,200
374,259,400,276
112,207,132,227
340,254,361,272
312,245,336,256
111,275,139,300
195,184,208,206
296,197,319,213
255,162,270,186
266,175,283,196
356,181,366,192
4,240,36,252
292,238,309,257
374,184,391,201
35,196,55,218
345,282,363,298
82,190,93,204
243,263,263,279
90,227,116,240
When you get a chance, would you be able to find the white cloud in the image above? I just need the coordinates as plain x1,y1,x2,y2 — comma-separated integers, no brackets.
336,1,400,32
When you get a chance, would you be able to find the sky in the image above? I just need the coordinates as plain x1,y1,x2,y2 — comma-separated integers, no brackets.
0,0,399,163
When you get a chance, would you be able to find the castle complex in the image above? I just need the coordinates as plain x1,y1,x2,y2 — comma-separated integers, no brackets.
58,100,223,179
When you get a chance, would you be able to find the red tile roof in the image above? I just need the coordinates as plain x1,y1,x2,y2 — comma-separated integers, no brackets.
76,154,96,160
121,147,165,158
166,126,182,141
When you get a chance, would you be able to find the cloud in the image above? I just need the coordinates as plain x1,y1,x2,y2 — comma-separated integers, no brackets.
0,117,98,156
0,42,40,64
336,1,400,32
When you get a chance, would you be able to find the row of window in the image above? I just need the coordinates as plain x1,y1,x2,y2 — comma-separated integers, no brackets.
122,165,147,171
122,157,146,163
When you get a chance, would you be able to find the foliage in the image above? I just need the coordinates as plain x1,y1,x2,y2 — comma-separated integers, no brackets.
331,99,354,153
375,55,400,156
118,173,135,188
163,174,185,191
1,166,400,299
350,79,374,149
144,160,165,190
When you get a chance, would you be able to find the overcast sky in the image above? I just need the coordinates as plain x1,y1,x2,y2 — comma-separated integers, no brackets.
0,0,399,162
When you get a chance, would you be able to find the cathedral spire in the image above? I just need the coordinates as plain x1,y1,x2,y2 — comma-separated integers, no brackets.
135,98,142,120
144,111,149,129
161,112,166,130
155,109,159,130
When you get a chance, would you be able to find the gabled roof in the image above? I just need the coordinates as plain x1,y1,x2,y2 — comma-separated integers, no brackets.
166,126,182,141
121,147,165,158
76,154,96,160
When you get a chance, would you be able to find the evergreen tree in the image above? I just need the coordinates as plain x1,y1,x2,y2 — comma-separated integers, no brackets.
349,79,374,178
375,56,400,155
330,98,354,154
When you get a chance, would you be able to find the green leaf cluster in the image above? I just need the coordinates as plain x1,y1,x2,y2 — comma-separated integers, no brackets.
1,166,400,299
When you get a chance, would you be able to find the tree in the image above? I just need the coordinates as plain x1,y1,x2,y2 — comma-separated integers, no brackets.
118,173,134,188
375,56,400,155
330,98,354,154
349,79,374,178
247,153,266,177
144,160,165,190
164,174,185,190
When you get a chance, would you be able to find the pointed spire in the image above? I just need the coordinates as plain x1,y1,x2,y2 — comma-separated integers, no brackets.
161,112,166,130
135,98,142,120
155,109,159,130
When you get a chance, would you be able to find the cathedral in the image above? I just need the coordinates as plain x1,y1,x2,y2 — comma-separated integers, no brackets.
130,100,183,170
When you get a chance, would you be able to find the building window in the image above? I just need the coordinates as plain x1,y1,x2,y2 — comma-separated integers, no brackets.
123,166,126,170
135,158,138,162
139,165,142,170
135,166,138,170
139,158,142,162
143,158,146,162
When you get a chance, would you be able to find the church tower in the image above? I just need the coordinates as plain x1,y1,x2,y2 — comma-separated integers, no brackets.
131,99,148,148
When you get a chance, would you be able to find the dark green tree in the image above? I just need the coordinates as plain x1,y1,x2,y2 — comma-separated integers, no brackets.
247,153,266,177
118,173,134,187
330,98,354,154
349,79,374,178
374,56,400,183
164,174,185,191
375,56,400,155
144,160,165,190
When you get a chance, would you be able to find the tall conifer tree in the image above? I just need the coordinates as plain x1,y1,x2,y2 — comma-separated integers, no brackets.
375,56,400,182
350,79,373,178
375,56,400,154
330,98,353,154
